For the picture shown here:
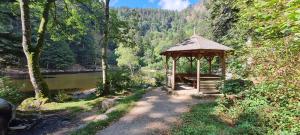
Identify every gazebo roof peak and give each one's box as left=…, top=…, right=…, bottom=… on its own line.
left=161, top=35, right=233, bottom=55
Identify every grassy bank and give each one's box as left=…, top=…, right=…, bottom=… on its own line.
left=71, top=89, right=146, bottom=135
left=172, top=102, right=235, bottom=135
left=41, top=96, right=104, bottom=114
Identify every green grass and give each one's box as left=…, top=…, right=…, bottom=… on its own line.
left=41, top=96, right=104, bottom=114
left=71, top=89, right=146, bottom=135
left=172, top=102, right=235, bottom=135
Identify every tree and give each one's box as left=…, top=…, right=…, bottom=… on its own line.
left=116, top=44, right=139, bottom=75
left=101, top=0, right=110, bottom=95
left=19, top=0, right=54, bottom=98
left=207, top=0, right=239, bottom=42
left=40, top=41, right=75, bottom=70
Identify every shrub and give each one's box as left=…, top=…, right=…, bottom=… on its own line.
left=217, top=79, right=253, bottom=94
left=97, top=68, right=133, bottom=96
left=54, top=90, right=72, bottom=102
left=131, top=70, right=156, bottom=87
left=96, top=81, right=104, bottom=96
left=215, top=81, right=300, bottom=134
left=0, top=77, right=24, bottom=104
left=153, top=71, right=164, bottom=86
left=108, top=68, right=133, bottom=92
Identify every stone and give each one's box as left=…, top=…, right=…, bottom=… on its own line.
left=101, top=98, right=116, bottom=111
left=77, top=124, right=87, bottom=130
left=105, top=107, right=117, bottom=114
left=61, top=121, right=71, bottom=125
left=94, top=114, right=108, bottom=121
left=18, top=97, right=48, bottom=111
left=72, top=88, right=96, bottom=99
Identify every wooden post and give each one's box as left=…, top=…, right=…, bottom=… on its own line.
left=221, top=53, right=226, bottom=78
left=196, top=56, right=201, bottom=92
left=190, top=57, right=193, bottom=73
left=165, top=56, right=169, bottom=87
left=172, top=57, right=177, bottom=90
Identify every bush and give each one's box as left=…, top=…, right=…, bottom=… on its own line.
left=97, top=68, right=133, bottom=96
left=153, top=71, right=164, bottom=86
left=96, top=82, right=104, bottom=96
left=131, top=70, right=156, bottom=87
left=217, top=79, right=253, bottom=94
left=54, top=90, right=72, bottom=102
left=215, top=81, right=300, bottom=134
left=0, top=77, right=24, bottom=104
left=109, top=68, right=133, bottom=92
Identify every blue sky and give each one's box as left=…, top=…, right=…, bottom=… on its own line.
left=110, top=0, right=200, bottom=11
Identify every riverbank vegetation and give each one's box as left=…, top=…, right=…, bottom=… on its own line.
left=173, top=0, right=299, bottom=134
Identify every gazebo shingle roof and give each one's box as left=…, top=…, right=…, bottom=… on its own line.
left=161, top=35, right=233, bottom=55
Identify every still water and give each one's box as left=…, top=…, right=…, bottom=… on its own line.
left=13, top=72, right=101, bottom=92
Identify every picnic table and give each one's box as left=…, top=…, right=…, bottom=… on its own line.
left=184, top=76, right=221, bottom=88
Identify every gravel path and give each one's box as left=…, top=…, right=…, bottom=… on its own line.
left=97, top=87, right=208, bottom=135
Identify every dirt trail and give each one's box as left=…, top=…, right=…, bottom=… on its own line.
left=97, top=87, right=211, bottom=135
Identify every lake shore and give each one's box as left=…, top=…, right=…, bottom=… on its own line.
left=0, top=68, right=101, bottom=79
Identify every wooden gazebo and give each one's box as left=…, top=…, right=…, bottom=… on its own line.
left=160, top=35, right=233, bottom=93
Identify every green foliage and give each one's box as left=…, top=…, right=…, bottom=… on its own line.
left=172, top=102, right=236, bottom=135
left=115, top=44, right=140, bottom=74
left=54, top=90, right=72, bottom=103
left=97, top=68, right=133, bottom=96
left=217, top=79, right=253, bottom=94
left=152, top=71, right=165, bottom=86
left=207, top=0, right=239, bottom=42
left=108, top=68, right=133, bottom=92
left=209, top=0, right=300, bottom=134
left=96, top=81, right=104, bottom=96
left=0, top=77, right=24, bottom=104
left=216, top=82, right=300, bottom=134
left=40, top=41, right=75, bottom=69
left=130, top=70, right=155, bottom=87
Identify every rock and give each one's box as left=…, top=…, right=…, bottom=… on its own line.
left=72, top=88, right=96, bottom=99
left=94, top=114, right=108, bottom=121
left=61, top=121, right=71, bottom=125
left=18, top=97, right=48, bottom=111
left=77, top=124, right=87, bottom=130
left=105, top=107, right=117, bottom=114
left=0, top=98, right=14, bottom=135
left=101, top=98, right=116, bottom=111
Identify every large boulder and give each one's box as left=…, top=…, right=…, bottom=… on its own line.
left=0, top=98, right=14, bottom=135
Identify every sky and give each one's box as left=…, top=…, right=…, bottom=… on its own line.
left=110, top=0, right=199, bottom=11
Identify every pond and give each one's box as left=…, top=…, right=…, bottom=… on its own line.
left=12, top=72, right=101, bottom=92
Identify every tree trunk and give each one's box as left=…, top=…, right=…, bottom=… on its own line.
left=101, top=0, right=110, bottom=95
left=26, top=52, right=49, bottom=98
left=20, top=0, right=53, bottom=98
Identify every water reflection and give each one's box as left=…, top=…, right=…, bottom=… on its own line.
left=12, top=72, right=102, bottom=92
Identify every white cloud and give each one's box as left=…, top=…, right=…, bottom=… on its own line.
left=158, top=0, right=190, bottom=11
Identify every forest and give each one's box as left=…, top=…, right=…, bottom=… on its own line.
left=0, top=0, right=299, bottom=135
